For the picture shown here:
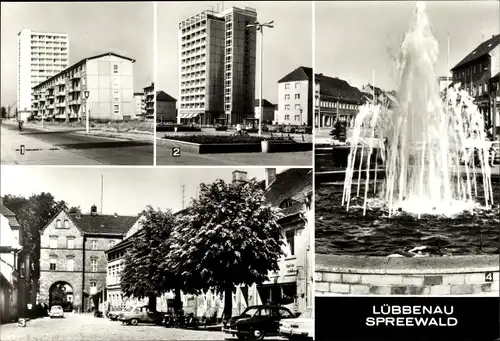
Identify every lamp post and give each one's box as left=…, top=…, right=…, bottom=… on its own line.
left=247, top=20, right=274, bottom=136
left=84, top=91, right=90, bottom=134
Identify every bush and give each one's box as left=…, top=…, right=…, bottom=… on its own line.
left=156, top=125, right=201, bottom=132
left=163, top=135, right=296, bottom=144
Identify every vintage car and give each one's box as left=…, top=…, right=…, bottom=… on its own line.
left=279, top=306, right=314, bottom=340
left=118, top=305, right=164, bottom=326
left=49, top=305, right=64, bottom=318
left=222, top=304, right=296, bottom=340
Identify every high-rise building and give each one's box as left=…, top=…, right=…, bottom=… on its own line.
left=17, top=29, right=70, bottom=121
left=177, top=7, right=257, bottom=126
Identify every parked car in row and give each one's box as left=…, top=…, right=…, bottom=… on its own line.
left=279, top=306, right=314, bottom=340
left=118, top=305, right=164, bottom=326
left=223, top=304, right=297, bottom=340
left=49, top=305, right=64, bottom=319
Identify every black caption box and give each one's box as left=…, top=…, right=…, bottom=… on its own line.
left=315, top=296, right=500, bottom=341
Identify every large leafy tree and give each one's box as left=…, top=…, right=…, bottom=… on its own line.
left=169, top=178, right=284, bottom=319
left=3, top=193, right=67, bottom=302
left=121, top=206, right=184, bottom=311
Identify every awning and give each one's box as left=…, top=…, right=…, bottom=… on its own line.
left=179, top=114, right=189, bottom=119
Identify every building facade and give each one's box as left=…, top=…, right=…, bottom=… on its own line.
left=177, top=7, right=257, bottom=126
left=315, top=74, right=363, bottom=128
left=156, top=91, right=177, bottom=123
left=0, top=200, right=24, bottom=323
left=133, top=92, right=146, bottom=119
left=277, top=66, right=313, bottom=126
left=38, top=206, right=140, bottom=312
left=451, top=34, right=500, bottom=137
left=32, top=53, right=135, bottom=122
left=143, top=82, right=155, bottom=119
left=17, top=29, right=70, bottom=121
left=254, top=99, right=275, bottom=124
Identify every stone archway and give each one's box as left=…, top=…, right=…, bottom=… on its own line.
left=49, top=281, right=74, bottom=312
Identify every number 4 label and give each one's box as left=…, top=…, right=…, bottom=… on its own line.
left=485, top=272, right=493, bottom=282
left=172, top=147, right=181, bottom=157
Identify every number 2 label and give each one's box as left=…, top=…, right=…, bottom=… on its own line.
left=172, top=147, right=181, bottom=157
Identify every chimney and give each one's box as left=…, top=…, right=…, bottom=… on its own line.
left=265, top=168, right=277, bottom=188
left=75, top=211, right=81, bottom=219
left=90, top=205, right=98, bottom=216
left=232, top=170, right=248, bottom=185
left=114, top=213, right=118, bottom=218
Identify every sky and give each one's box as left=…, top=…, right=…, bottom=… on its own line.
left=315, top=1, right=500, bottom=91
left=1, top=2, right=153, bottom=107
left=0, top=166, right=295, bottom=216
left=156, top=1, right=313, bottom=105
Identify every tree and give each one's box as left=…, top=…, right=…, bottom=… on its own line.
left=1, top=106, right=6, bottom=118
left=169, top=178, right=284, bottom=320
left=120, top=206, right=184, bottom=312
left=3, top=193, right=67, bottom=302
left=68, top=206, right=81, bottom=214
left=50, top=283, right=67, bottom=304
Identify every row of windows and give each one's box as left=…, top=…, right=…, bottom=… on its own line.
left=283, top=115, right=303, bottom=122
left=49, top=257, right=98, bottom=272
left=108, top=263, right=124, bottom=277
left=180, top=103, right=206, bottom=109
left=108, top=251, right=126, bottom=261
left=285, top=83, right=301, bottom=90
left=320, top=101, right=358, bottom=110
left=284, top=94, right=301, bottom=100
left=48, top=237, right=116, bottom=249
left=284, top=104, right=302, bottom=111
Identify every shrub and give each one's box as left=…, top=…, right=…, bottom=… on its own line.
left=163, top=135, right=296, bottom=144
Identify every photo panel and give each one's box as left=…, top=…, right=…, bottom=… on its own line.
left=314, top=1, right=500, bottom=340
left=1, top=2, right=154, bottom=166
left=0, top=165, right=313, bottom=340
left=155, top=1, right=314, bottom=166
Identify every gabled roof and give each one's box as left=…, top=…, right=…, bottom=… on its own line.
left=33, top=52, right=136, bottom=90
left=316, top=74, right=363, bottom=103
left=0, top=203, right=20, bottom=229
left=254, top=99, right=274, bottom=107
left=278, top=66, right=313, bottom=83
left=156, top=91, right=176, bottom=102
left=452, top=34, right=500, bottom=71
left=264, top=168, right=312, bottom=207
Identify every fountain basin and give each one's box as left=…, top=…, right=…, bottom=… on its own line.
left=315, top=254, right=499, bottom=296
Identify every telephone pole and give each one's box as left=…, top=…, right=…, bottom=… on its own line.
left=181, top=185, right=186, bottom=210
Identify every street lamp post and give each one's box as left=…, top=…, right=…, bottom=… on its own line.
left=247, top=20, right=274, bottom=136
left=84, top=91, right=90, bottom=134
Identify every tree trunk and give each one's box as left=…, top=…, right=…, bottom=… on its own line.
left=223, top=286, right=233, bottom=320
left=148, top=294, right=157, bottom=312
left=174, top=287, right=182, bottom=312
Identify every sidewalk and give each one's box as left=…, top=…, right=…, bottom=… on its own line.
left=1, top=125, right=102, bottom=165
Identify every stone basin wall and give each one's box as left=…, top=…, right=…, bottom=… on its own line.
left=315, top=254, right=499, bottom=296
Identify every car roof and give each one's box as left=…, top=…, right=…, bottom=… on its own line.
left=51, top=305, right=62, bottom=308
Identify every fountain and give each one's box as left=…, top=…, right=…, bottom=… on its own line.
left=342, top=1, right=494, bottom=219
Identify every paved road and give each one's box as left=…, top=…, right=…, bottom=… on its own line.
left=0, top=313, right=288, bottom=341
left=1, top=123, right=153, bottom=165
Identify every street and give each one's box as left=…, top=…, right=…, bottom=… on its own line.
left=1, top=122, right=154, bottom=165
left=0, top=313, right=289, bottom=341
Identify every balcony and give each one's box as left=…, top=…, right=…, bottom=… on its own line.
left=57, top=92, right=66, bottom=97
left=56, top=103, right=66, bottom=108
left=71, top=72, right=81, bottom=79
left=46, top=94, right=55, bottom=99
left=46, top=105, right=54, bottom=110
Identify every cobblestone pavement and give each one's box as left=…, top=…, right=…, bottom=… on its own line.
left=0, top=313, right=289, bottom=341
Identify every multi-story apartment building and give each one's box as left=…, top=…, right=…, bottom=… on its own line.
left=32, top=52, right=135, bottom=122
left=254, top=99, right=275, bottom=124
left=451, top=34, right=500, bottom=134
left=277, top=66, right=313, bottom=126
left=133, top=92, right=146, bottom=119
left=156, top=91, right=177, bottom=123
left=177, top=7, right=257, bottom=126
left=38, top=205, right=141, bottom=312
left=17, top=29, right=70, bottom=121
left=143, top=82, right=155, bottom=119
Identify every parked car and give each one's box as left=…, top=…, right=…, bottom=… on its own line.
left=108, top=306, right=132, bottom=321
left=118, top=305, right=164, bottom=326
left=49, top=305, right=64, bottom=318
left=279, top=306, right=314, bottom=340
left=490, top=141, right=500, bottom=165
left=223, top=304, right=296, bottom=340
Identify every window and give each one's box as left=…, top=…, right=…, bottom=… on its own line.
left=295, top=104, right=301, bottom=110
left=113, top=77, right=119, bottom=87
left=294, top=94, right=300, bottom=99
left=109, top=240, right=115, bottom=249
left=63, top=220, right=69, bottom=229
left=90, top=281, right=97, bottom=295
left=284, top=94, right=290, bottom=100
left=284, top=115, right=290, bottom=120
left=280, top=308, right=294, bottom=318
left=91, top=240, right=98, bottom=250
left=113, top=91, right=120, bottom=102
left=259, top=308, right=272, bottom=316
left=90, top=258, right=98, bottom=272
left=50, top=258, right=57, bottom=271
left=285, top=83, right=290, bottom=90
left=50, top=237, right=58, bottom=249
left=295, top=82, right=301, bottom=89
left=56, top=219, right=62, bottom=228
left=66, top=258, right=74, bottom=271
left=286, top=229, right=295, bottom=256
left=67, top=238, right=74, bottom=249
left=113, top=64, right=119, bottom=74
left=284, top=104, right=290, bottom=110
left=294, top=115, right=300, bottom=121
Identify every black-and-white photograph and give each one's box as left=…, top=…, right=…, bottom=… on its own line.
left=0, top=166, right=313, bottom=341
left=155, top=1, right=313, bottom=166
left=314, top=0, right=499, bottom=298
left=0, top=2, right=154, bottom=165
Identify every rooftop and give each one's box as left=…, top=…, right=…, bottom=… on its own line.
left=316, top=74, right=364, bottom=103
left=263, top=168, right=312, bottom=207
left=452, top=34, right=500, bottom=71
left=156, top=90, right=176, bottom=102
left=255, top=99, right=274, bottom=107
left=278, top=66, right=313, bottom=83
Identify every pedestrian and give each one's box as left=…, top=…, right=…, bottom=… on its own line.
left=236, top=123, right=242, bottom=136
